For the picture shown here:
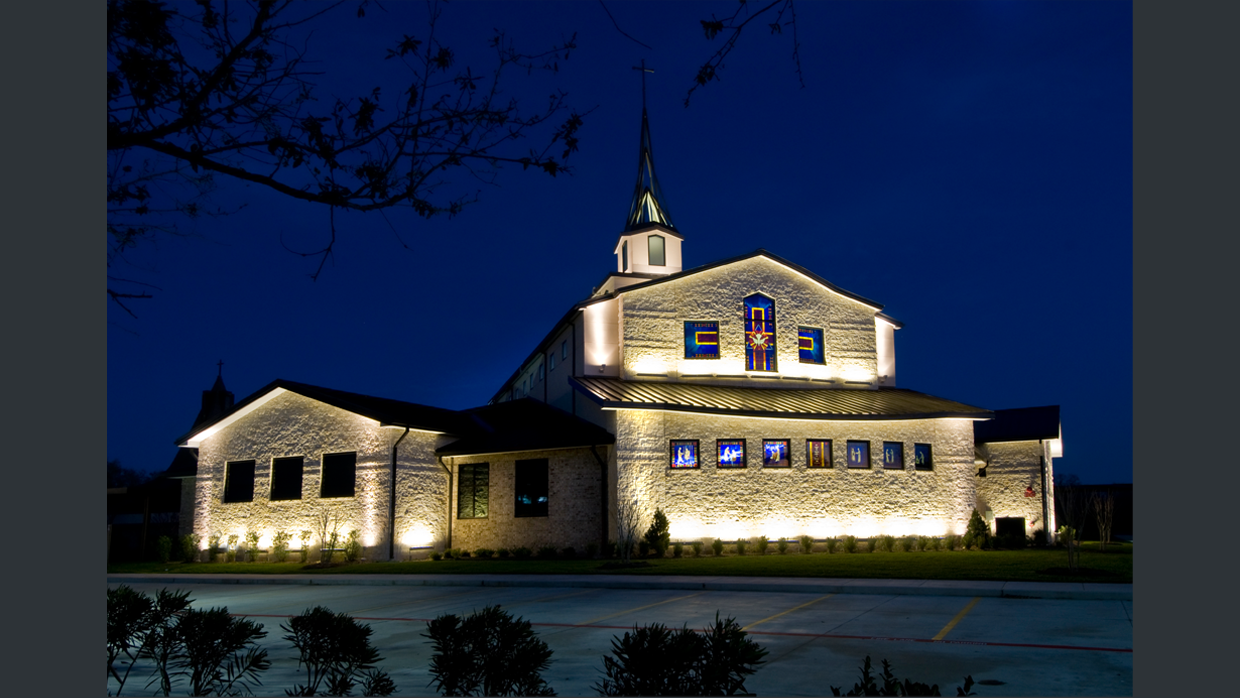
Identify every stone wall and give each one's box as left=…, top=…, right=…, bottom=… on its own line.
left=613, top=409, right=977, bottom=541
left=448, top=447, right=605, bottom=552
left=194, top=390, right=447, bottom=560
left=976, top=440, right=1055, bottom=535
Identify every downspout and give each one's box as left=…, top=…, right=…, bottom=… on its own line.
left=388, top=427, right=410, bottom=561
left=589, top=445, right=609, bottom=553
left=437, top=456, right=453, bottom=550
left=1039, top=440, right=1049, bottom=543
left=571, top=318, right=578, bottom=417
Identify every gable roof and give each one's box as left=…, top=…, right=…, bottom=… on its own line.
left=175, top=379, right=467, bottom=447
left=571, top=376, right=991, bottom=421
left=436, top=398, right=615, bottom=457
left=973, top=405, right=1061, bottom=443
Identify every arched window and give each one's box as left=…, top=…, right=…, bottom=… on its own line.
left=744, top=294, right=777, bottom=371
left=648, top=235, right=665, bottom=266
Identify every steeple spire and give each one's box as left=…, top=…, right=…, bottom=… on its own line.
left=624, top=60, right=676, bottom=232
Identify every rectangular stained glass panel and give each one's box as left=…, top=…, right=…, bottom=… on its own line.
left=807, top=439, right=832, bottom=468
left=846, top=440, right=870, bottom=468
left=798, top=327, right=825, bottom=364
left=684, top=321, right=720, bottom=359
left=744, top=294, right=777, bottom=372
left=883, top=442, right=904, bottom=470
left=670, top=440, right=699, bottom=469
left=914, top=443, right=933, bottom=471
left=717, top=439, right=746, bottom=468
left=763, top=439, right=791, bottom=467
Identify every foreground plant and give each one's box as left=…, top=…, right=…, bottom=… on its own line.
left=107, top=585, right=192, bottom=696
left=282, top=606, right=396, bottom=696
left=830, top=656, right=975, bottom=696
left=596, top=613, right=768, bottom=696
left=425, top=605, right=554, bottom=696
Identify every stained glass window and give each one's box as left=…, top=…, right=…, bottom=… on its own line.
left=846, top=440, right=870, bottom=469
left=515, top=459, right=549, bottom=517
left=763, top=439, right=791, bottom=467
left=882, top=442, right=904, bottom=470
left=807, top=439, right=832, bottom=468
left=717, top=439, right=746, bottom=468
left=744, top=294, right=777, bottom=372
left=458, top=463, right=489, bottom=518
left=914, top=443, right=933, bottom=471
left=684, top=321, right=720, bottom=359
left=670, top=440, right=699, bottom=469
left=798, top=327, right=824, bottom=364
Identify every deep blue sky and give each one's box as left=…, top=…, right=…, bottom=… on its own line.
left=107, top=1, right=1132, bottom=484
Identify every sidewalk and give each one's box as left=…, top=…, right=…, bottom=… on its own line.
left=107, top=572, right=1132, bottom=601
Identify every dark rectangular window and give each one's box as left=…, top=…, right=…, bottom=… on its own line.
left=515, top=458, right=549, bottom=517
left=458, top=463, right=489, bottom=519
left=549, top=352, right=556, bottom=371
left=914, top=443, right=933, bottom=471
left=222, top=460, right=255, bottom=503
left=319, top=452, right=356, bottom=498
left=846, top=441, right=870, bottom=469
left=807, top=439, right=832, bottom=468
left=717, top=439, right=746, bottom=468
left=561, top=340, right=568, bottom=360
left=762, top=439, right=792, bottom=467
left=882, top=442, right=904, bottom=470
left=270, top=456, right=303, bottom=501
left=670, top=440, right=699, bottom=469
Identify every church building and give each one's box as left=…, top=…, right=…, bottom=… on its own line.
left=174, top=102, right=1062, bottom=560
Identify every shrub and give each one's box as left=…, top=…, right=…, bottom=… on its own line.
left=155, top=536, right=173, bottom=564
left=344, top=530, right=363, bottom=563
left=586, top=542, right=599, bottom=558
left=711, top=539, right=724, bottom=556
left=735, top=539, right=747, bottom=556
left=425, top=605, right=554, bottom=696
left=176, top=607, right=271, bottom=696
left=458, top=550, right=472, bottom=559
left=513, top=546, right=533, bottom=559
left=272, top=531, right=292, bottom=563
left=561, top=547, right=576, bottom=559
left=875, top=535, right=893, bottom=553
left=673, top=542, right=683, bottom=558
left=863, top=538, right=876, bottom=553
left=637, top=540, right=650, bottom=558
left=538, top=545, right=559, bottom=559
left=920, top=536, right=937, bottom=552
left=595, top=613, right=768, bottom=696
left=208, top=534, right=222, bottom=562
left=830, top=656, right=975, bottom=697
left=967, top=509, right=991, bottom=550
left=107, top=585, right=193, bottom=696
left=226, top=534, right=239, bottom=562
left=904, top=535, right=919, bottom=553
left=282, top=606, right=396, bottom=697
left=692, top=540, right=703, bottom=557
left=754, top=536, right=769, bottom=555
left=799, top=534, right=814, bottom=554
left=299, top=530, right=313, bottom=563
left=644, top=508, right=672, bottom=558
left=431, top=552, right=442, bottom=561
left=842, top=535, right=858, bottom=554
left=777, top=537, right=789, bottom=554
left=475, top=548, right=495, bottom=559
left=961, top=532, right=975, bottom=550
left=1032, top=528, right=1048, bottom=546
left=497, top=548, right=510, bottom=559
left=180, top=533, right=201, bottom=563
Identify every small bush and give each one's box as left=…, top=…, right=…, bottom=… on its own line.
left=673, top=542, right=683, bottom=558
left=799, top=534, right=814, bottom=554
left=475, top=548, right=495, bottom=559
left=458, top=550, right=471, bottom=559
left=841, top=535, right=858, bottom=554
left=863, top=538, right=876, bottom=553
left=246, top=530, right=261, bottom=562
left=644, top=509, right=672, bottom=558
left=282, top=606, right=395, bottom=697
left=155, top=536, right=173, bottom=564
left=513, top=546, right=533, bottom=559
left=425, top=605, right=554, bottom=696
left=431, top=552, right=442, bottom=561
left=875, top=535, right=893, bottom=553
left=1032, top=528, right=1048, bottom=546
left=830, top=655, right=975, bottom=697
left=777, top=538, right=789, bottom=554
left=711, top=539, right=724, bottom=556
left=734, top=539, right=747, bottom=556
left=903, top=535, right=919, bottom=553
left=962, top=532, right=975, bottom=550
left=967, top=509, right=991, bottom=549
left=497, top=548, right=510, bottom=559
left=561, top=547, right=576, bottom=559
left=586, top=542, right=599, bottom=558
left=344, top=530, right=363, bottom=563
left=692, top=540, right=703, bottom=557
left=299, top=531, right=312, bottom=563
left=755, top=536, right=769, bottom=555
left=920, top=536, right=937, bottom=552
left=272, top=531, right=292, bottom=562
left=179, top=534, right=200, bottom=563
left=638, top=540, right=650, bottom=558
left=208, top=534, right=222, bottom=562
left=226, top=534, right=239, bottom=562
left=538, top=545, right=558, bottom=559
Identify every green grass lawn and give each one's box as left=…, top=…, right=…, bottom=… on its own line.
left=108, top=543, right=1131, bottom=583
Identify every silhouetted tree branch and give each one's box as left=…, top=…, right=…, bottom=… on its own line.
left=686, top=0, right=804, bottom=106
left=107, top=0, right=584, bottom=310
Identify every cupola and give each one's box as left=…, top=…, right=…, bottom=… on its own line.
left=614, top=69, right=682, bottom=276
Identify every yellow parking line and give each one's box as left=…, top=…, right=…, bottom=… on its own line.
left=579, top=592, right=704, bottom=626
left=742, top=594, right=835, bottom=632
left=932, top=596, right=981, bottom=641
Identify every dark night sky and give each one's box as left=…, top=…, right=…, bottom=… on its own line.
left=107, top=1, right=1132, bottom=484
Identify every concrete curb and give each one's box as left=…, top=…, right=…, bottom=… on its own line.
left=107, top=573, right=1132, bottom=601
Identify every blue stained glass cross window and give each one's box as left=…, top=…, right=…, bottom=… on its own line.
left=798, top=327, right=824, bottom=364
left=744, top=294, right=777, bottom=372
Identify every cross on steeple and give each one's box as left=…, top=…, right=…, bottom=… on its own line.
left=217, top=359, right=224, bottom=378
left=632, top=59, right=654, bottom=111
left=623, top=61, right=676, bottom=233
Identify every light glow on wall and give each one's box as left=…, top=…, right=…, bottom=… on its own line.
left=402, top=526, right=436, bottom=548
left=668, top=515, right=958, bottom=542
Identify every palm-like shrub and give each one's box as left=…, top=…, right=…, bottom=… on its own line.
left=424, top=605, right=554, bottom=696
left=282, top=606, right=395, bottom=696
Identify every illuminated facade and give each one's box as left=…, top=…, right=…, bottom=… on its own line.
left=174, top=101, right=1062, bottom=560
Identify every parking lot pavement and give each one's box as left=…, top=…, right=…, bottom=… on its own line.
left=108, top=581, right=1132, bottom=697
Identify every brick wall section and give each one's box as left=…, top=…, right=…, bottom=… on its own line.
left=976, top=440, right=1056, bottom=535
left=612, top=410, right=977, bottom=541
left=448, top=447, right=605, bottom=552
left=194, top=390, right=447, bottom=559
